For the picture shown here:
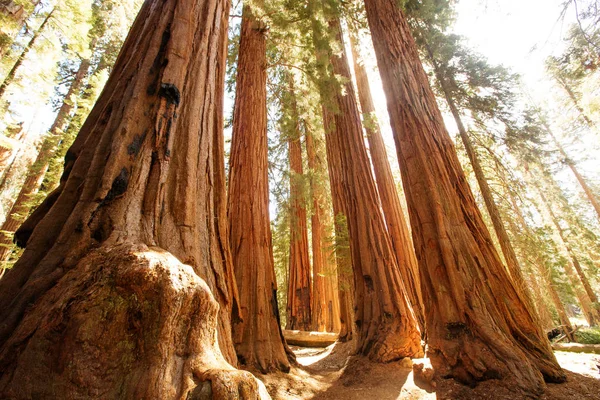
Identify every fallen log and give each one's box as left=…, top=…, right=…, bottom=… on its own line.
left=283, top=330, right=338, bottom=347
left=552, top=343, right=600, bottom=354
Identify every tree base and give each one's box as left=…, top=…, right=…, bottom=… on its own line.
left=0, top=243, right=269, bottom=399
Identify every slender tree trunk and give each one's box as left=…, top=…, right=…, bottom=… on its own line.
left=306, top=130, right=328, bottom=333
left=0, top=55, right=90, bottom=263
left=542, top=122, right=600, bottom=222
left=363, top=0, right=564, bottom=393
left=306, top=129, right=340, bottom=333
left=528, top=172, right=600, bottom=326
left=0, top=8, right=53, bottom=100
left=507, top=189, right=574, bottom=337
left=348, top=31, right=425, bottom=333
left=554, top=74, right=595, bottom=128
left=0, top=0, right=268, bottom=397
left=285, top=99, right=312, bottom=331
left=318, top=17, right=422, bottom=361
left=0, top=0, right=41, bottom=58
left=227, top=4, right=292, bottom=373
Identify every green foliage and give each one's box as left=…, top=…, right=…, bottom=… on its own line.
left=574, top=326, right=600, bottom=344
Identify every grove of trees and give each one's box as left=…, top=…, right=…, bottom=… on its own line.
left=0, top=0, right=598, bottom=398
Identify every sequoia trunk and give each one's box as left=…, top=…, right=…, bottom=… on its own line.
left=364, top=0, right=564, bottom=394
left=286, top=111, right=312, bottom=331
left=227, top=4, right=292, bottom=373
left=0, top=0, right=267, bottom=397
left=319, top=17, right=422, bottom=361
left=305, top=130, right=341, bottom=333
left=349, top=31, right=425, bottom=333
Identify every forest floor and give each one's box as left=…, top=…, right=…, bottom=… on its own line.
left=254, top=341, right=600, bottom=399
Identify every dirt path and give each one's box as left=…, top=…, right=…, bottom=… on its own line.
left=255, top=342, right=600, bottom=399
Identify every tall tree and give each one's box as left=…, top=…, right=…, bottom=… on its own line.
left=363, top=0, right=565, bottom=394
left=285, top=78, right=313, bottom=331
left=420, top=32, right=535, bottom=306
left=542, top=118, right=600, bottom=222
left=315, top=9, right=422, bottom=361
left=0, top=50, right=92, bottom=264
left=0, top=0, right=41, bottom=58
left=348, top=29, right=425, bottom=333
left=0, top=0, right=267, bottom=397
left=0, top=7, right=53, bottom=99
left=305, top=125, right=340, bottom=333
left=227, top=2, right=292, bottom=373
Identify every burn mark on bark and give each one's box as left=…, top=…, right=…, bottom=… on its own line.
left=127, top=131, right=147, bottom=156
left=445, top=322, right=470, bottom=340
left=105, top=168, right=129, bottom=203
left=363, top=275, right=374, bottom=292
left=147, top=25, right=171, bottom=96
left=158, top=83, right=180, bottom=106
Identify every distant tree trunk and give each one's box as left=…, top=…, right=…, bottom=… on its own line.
left=0, top=0, right=268, bottom=397
left=363, top=0, right=565, bottom=393
left=553, top=73, right=595, bottom=128
left=527, top=171, right=600, bottom=326
left=349, top=31, right=425, bottom=333
left=0, top=55, right=90, bottom=263
left=306, top=130, right=327, bottom=333
left=318, top=17, right=422, bottom=361
left=323, top=109, right=355, bottom=341
left=0, top=8, right=53, bottom=100
left=285, top=95, right=312, bottom=331
left=0, top=0, right=41, bottom=58
left=305, top=129, right=340, bottom=333
left=542, top=123, right=600, bottom=222
left=505, top=165, right=574, bottom=336
left=227, top=4, right=292, bottom=373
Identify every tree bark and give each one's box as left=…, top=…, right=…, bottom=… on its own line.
left=0, top=8, right=53, bottom=100
left=363, top=0, right=565, bottom=393
left=0, top=55, right=90, bottom=263
left=427, top=49, right=533, bottom=303
left=285, top=108, right=312, bottom=332
left=305, top=129, right=340, bottom=333
left=0, top=0, right=268, bottom=397
left=349, top=31, right=425, bottom=333
left=318, top=17, right=422, bottom=361
left=227, top=4, right=292, bottom=373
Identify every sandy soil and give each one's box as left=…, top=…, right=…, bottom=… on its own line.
left=254, top=343, right=600, bottom=399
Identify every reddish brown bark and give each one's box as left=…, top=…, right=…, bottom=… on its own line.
left=363, top=0, right=564, bottom=393
left=227, top=4, right=292, bottom=373
left=286, top=114, right=312, bottom=331
left=349, top=32, right=425, bottom=333
left=0, top=0, right=267, bottom=397
left=0, top=55, right=90, bottom=263
left=318, top=18, right=422, bottom=361
left=305, top=130, right=341, bottom=333
left=428, top=52, right=532, bottom=302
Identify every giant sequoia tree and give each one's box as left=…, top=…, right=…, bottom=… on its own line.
left=315, top=10, right=422, bottom=361
left=0, top=0, right=267, bottom=397
left=227, top=3, right=292, bottom=373
left=363, top=0, right=565, bottom=394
